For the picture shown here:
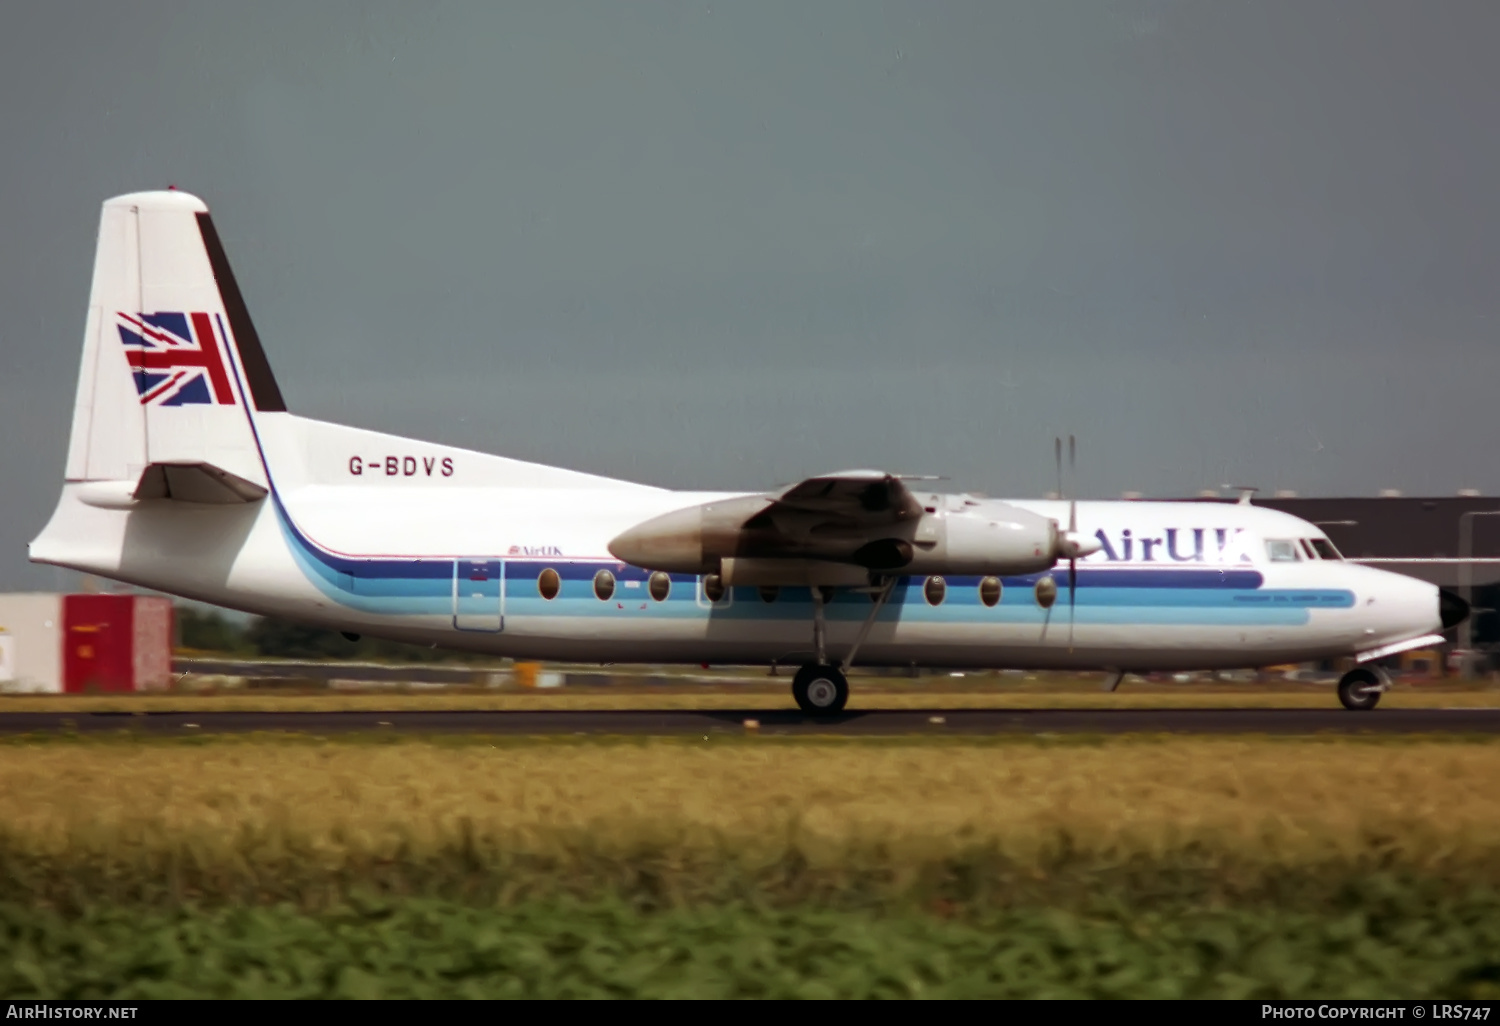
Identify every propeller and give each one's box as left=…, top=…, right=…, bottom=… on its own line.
left=1040, top=437, right=1062, bottom=642
left=1042, top=436, right=1099, bottom=644
left=1056, top=436, right=1079, bottom=651
left=1054, top=436, right=1063, bottom=503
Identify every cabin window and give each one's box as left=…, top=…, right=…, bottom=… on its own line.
left=538, top=567, right=561, bottom=600
left=979, top=576, right=1002, bottom=608
left=1034, top=575, right=1058, bottom=609
left=649, top=572, right=671, bottom=602
left=1310, top=538, right=1342, bottom=560
left=759, top=585, right=779, bottom=603
left=924, top=576, right=947, bottom=606
left=703, top=574, right=726, bottom=603
left=593, top=569, right=615, bottom=601
left=1265, top=540, right=1300, bottom=562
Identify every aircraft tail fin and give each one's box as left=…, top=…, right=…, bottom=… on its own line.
left=64, top=189, right=284, bottom=494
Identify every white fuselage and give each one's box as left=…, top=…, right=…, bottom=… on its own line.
left=31, top=412, right=1445, bottom=673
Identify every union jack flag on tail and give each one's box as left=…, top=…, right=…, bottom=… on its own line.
left=116, top=311, right=237, bottom=406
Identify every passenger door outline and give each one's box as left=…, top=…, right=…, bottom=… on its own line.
left=453, top=558, right=504, bottom=632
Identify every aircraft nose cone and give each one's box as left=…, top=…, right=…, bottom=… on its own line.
left=1440, top=589, right=1471, bottom=629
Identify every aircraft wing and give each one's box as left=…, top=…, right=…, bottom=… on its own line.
left=717, top=471, right=930, bottom=573
left=609, top=468, right=1059, bottom=579
left=756, top=470, right=927, bottom=528
left=607, top=470, right=930, bottom=573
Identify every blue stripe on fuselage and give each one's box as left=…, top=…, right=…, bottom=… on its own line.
left=271, top=504, right=1352, bottom=626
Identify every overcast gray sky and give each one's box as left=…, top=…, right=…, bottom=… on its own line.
left=4, top=2, right=1499, bottom=591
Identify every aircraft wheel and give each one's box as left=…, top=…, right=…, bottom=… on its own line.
left=792, top=663, right=849, bottom=716
left=1337, top=668, right=1381, bottom=711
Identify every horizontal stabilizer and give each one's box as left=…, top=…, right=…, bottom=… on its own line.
left=76, top=462, right=268, bottom=509
left=135, top=462, right=268, bottom=504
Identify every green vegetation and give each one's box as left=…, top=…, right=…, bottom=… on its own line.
left=3, top=735, right=1498, bottom=998
left=176, top=605, right=493, bottom=663
left=6, top=895, right=1500, bottom=999
left=173, top=606, right=252, bottom=656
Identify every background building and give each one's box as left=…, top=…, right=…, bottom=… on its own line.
left=0, top=593, right=173, bottom=693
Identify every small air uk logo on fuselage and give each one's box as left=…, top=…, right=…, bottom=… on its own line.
left=117, top=311, right=236, bottom=406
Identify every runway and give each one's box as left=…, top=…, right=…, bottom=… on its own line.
left=3, top=707, right=1500, bottom=736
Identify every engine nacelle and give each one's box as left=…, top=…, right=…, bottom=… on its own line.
left=902, top=504, right=1058, bottom=577
left=606, top=495, right=769, bottom=575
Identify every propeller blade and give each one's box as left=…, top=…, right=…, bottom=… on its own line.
left=1067, top=557, right=1077, bottom=651
left=1054, top=437, right=1063, bottom=500
left=1068, top=435, right=1078, bottom=533
left=1067, top=436, right=1078, bottom=651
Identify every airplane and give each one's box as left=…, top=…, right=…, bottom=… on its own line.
left=29, top=190, right=1470, bottom=713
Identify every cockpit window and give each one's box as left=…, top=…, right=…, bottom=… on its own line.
left=1299, top=539, right=1318, bottom=560
left=1310, top=538, right=1342, bottom=560
left=1265, top=540, right=1300, bottom=562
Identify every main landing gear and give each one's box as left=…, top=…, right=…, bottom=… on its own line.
left=1337, top=667, right=1382, bottom=711
left=789, top=578, right=896, bottom=716
left=793, top=663, right=849, bottom=715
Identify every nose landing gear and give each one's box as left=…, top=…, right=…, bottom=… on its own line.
left=1337, top=667, right=1382, bottom=711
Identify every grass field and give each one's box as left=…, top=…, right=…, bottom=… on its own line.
left=4, top=734, right=1498, bottom=997
left=4, top=735, right=1499, bottom=862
